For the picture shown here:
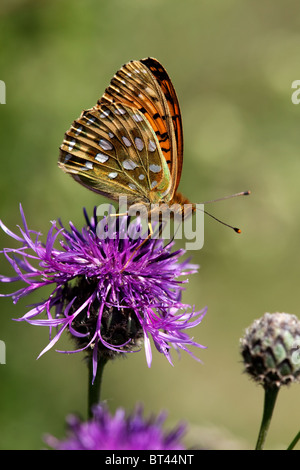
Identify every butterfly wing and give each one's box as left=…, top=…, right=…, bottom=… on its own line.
left=140, top=58, right=183, bottom=195
left=59, top=101, right=170, bottom=205
left=101, top=57, right=184, bottom=197
left=59, top=58, right=183, bottom=204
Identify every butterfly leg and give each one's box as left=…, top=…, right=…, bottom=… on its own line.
left=96, top=210, right=129, bottom=241
left=107, top=212, right=128, bottom=218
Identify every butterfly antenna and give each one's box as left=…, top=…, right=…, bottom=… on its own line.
left=196, top=190, right=251, bottom=233
left=201, top=190, right=251, bottom=205
left=196, top=207, right=242, bottom=233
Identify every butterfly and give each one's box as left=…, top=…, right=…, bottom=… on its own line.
left=58, top=57, right=195, bottom=220
left=59, top=58, right=249, bottom=232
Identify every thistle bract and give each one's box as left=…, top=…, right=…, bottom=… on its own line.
left=240, top=312, right=300, bottom=388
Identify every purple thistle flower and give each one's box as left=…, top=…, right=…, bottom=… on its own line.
left=0, top=205, right=206, bottom=381
left=45, top=404, right=187, bottom=450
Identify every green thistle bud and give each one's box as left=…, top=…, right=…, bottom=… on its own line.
left=240, top=312, right=300, bottom=388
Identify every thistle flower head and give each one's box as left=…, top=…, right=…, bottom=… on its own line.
left=45, top=404, right=186, bottom=450
left=240, top=312, right=300, bottom=388
left=0, top=205, right=206, bottom=381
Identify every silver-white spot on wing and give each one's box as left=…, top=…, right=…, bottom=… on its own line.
left=64, top=153, right=73, bottom=163
left=100, top=110, right=110, bottom=118
left=132, top=113, right=143, bottom=123
left=95, top=153, right=109, bottom=163
left=115, top=107, right=126, bottom=115
left=68, top=140, right=76, bottom=151
left=122, top=159, right=138, bottom=170
left=122, top=136, right=132, bottom=147
left=82, top=161, right=93, bottom=171
left=99, top=139, right=113, bottom=151
left=108, top=172, right=118, bottom=179
left=149, top=164, right=161, bottom=173
left=85, top=161, right=94, bottom=170
left=135, top=137, right=144, bottom=151
left=148, top=139, right=156, bottom=152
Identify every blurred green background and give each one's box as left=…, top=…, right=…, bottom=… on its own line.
left=0, top=0, right=300, bottom=450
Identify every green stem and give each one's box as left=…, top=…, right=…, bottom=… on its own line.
left=88, top=355, right=107, bottom=418
left=255, top=385, right=279, bottom=450
left=287, top=430, right=300, bottom=450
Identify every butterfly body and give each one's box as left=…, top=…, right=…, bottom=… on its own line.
left=59, top=58, right=194, bottom=220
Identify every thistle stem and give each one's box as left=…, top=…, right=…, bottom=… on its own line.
left=88, top=355, right=107, bottom=418
left=287, top=430, right=300, bottom=450
left=255, top=386, right=279, bottom=450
